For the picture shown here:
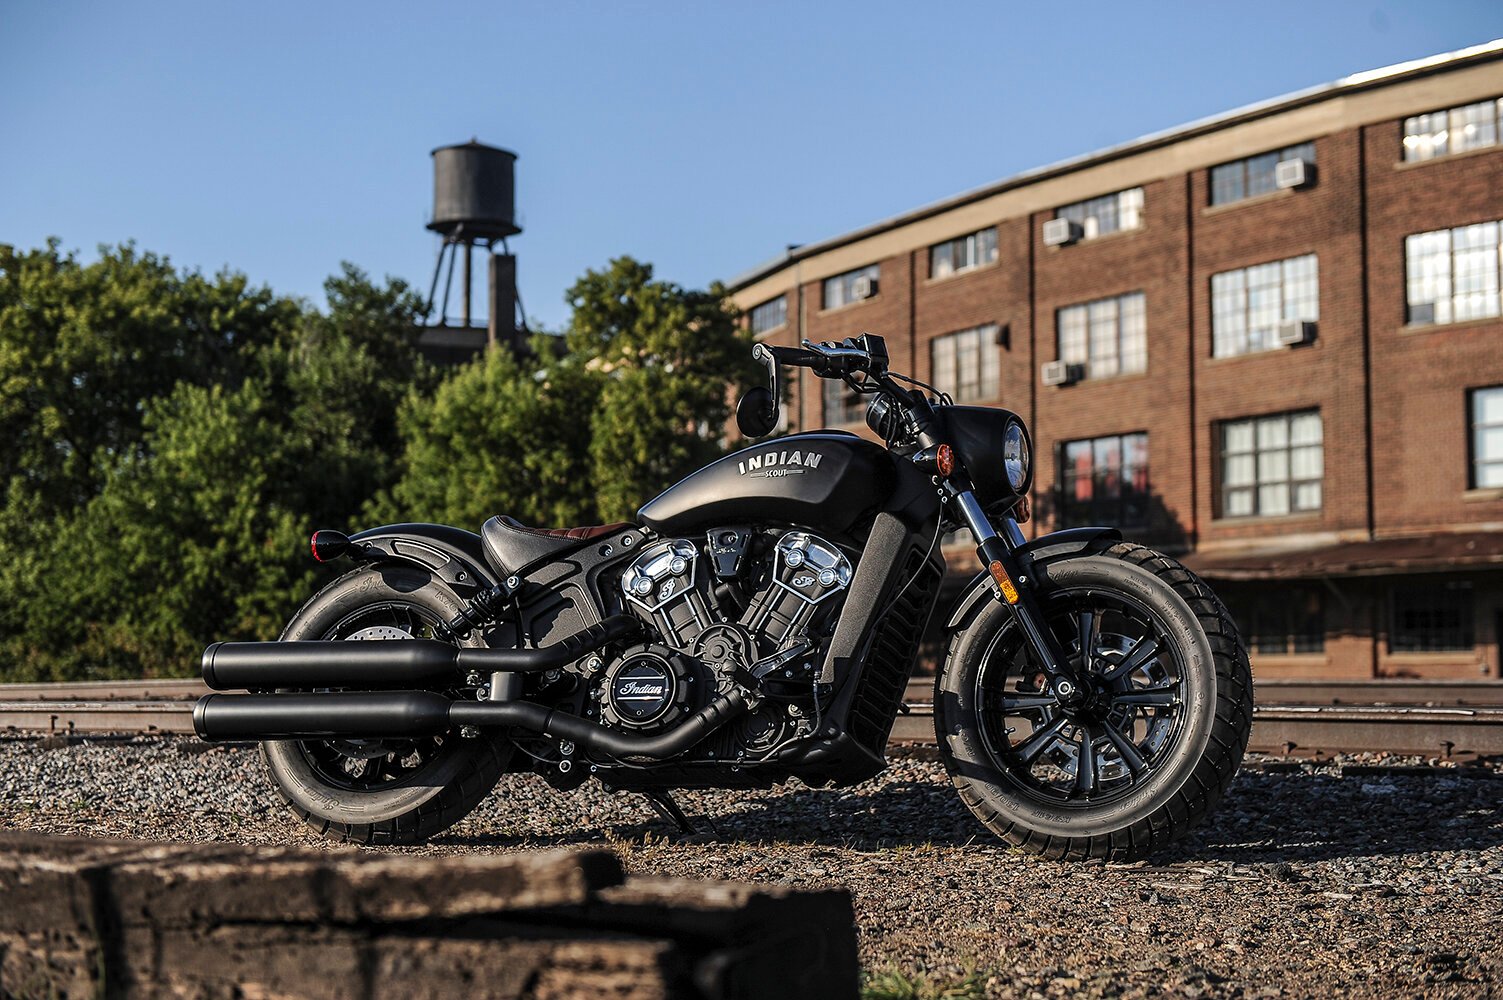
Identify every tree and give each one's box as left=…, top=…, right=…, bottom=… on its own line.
left=0, top=254, right=431, bottom=680
left=0, top=241, right=297, bottom=511
left=375, top=339, right=601, bottom=530
left=565, top=257, right=756, bottom=521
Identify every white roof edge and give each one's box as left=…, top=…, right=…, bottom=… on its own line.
left=728, top=37, right=1503, bottom=293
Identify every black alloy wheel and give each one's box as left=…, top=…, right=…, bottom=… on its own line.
left=973, top=588, right=1188, bottom=806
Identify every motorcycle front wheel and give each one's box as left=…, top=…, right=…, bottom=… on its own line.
left=935, top=542, right=1252, bottom=861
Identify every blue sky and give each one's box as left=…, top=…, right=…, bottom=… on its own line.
left=2, top=3, right=1499, bottom=330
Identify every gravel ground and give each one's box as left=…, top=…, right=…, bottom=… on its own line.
left=2, top=735, right=1500, bottom=998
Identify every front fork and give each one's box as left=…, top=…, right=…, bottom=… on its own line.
left=949, top=488, right=1093, bottom=711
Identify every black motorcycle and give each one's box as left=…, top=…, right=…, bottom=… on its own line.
left=193, top=333, right=1252, bottom=860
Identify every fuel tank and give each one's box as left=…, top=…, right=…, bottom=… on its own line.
left=637, top=432, right=935, bottom=539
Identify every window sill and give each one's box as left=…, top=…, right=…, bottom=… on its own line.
left=1205, top=342, right=1315, bottom=365
left=1393, top=144, right=1501, bottom=172
left=1042, top=225, right=1144, bottom=251
left=1463, top=488, right=1503, bottom=503
left=1246, top=652, right=1328, bottom=664
left=1201, top=187, right=1297, bottom=216
left=1384, top=650, right=1481, bottom=662
left=924, top=260, right=1000, bottom=286
left=1399, top=315, right=1501, bottom=336
left=751, top=323, right=787, bottom=342
left=1047, top=370, right=1150, bottom=388
left=1211, top=510, right=1323, bottom=527
left=818, top=297, right=877, bottom=316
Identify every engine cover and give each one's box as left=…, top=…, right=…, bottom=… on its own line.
left=599, top=645, right=695, bottom=732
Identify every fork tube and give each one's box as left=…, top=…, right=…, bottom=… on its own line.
left=952, top=488, right=1090, bottom=709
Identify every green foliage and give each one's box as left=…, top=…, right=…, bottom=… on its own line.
left=861, top=964, right=992, bottom=1000
left=566, top=257, right=757, bottom=520
left=375, top=339, right=601, bottom=529
left=0, top=250, right=431, bottom=680
left=0, top=245, right=747, bottom=682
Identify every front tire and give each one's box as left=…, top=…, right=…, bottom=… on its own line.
left=935, top=543, right=1252, bottom=861
left=260, top=564, right=512, bottom=845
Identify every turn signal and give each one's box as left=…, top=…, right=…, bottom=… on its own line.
left=936, top=443, right=955, bottom=477
left=310, top=530, right=352, bottom=563
left=988, top=560, right=1020, bottom=604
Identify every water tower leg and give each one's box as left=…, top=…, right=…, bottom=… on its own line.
left=462, top=243, right=472, bottom=328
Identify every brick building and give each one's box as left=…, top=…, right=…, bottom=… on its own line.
left=727, top=41, right=1503, bottom=682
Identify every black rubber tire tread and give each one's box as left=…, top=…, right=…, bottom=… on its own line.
left=935, top=541, right=1253, bottom=862
left=260, top=564, right=513, bottom=846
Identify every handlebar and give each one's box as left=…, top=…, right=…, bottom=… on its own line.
left=751, top=335, right=886, bottom=379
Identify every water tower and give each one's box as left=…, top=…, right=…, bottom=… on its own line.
left=422, top=140, right=523, bottom=357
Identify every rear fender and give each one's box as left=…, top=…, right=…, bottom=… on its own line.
left=944, top=526, right=1123, bottom=630
left=348, top=523, right=499, bottom=595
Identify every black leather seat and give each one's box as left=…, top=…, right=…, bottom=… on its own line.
left=481, top=515, right=632, bottom=576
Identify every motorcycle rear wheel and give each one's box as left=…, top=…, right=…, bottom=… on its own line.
left=935, top=542, right=1252, bottom=861
left=259, top=565, right=511, bottom=845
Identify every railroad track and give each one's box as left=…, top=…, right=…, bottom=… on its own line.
left=4, top=678, right=1502, bottom=757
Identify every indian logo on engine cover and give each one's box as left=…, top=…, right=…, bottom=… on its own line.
left=737, top=449, right=823, bottom=478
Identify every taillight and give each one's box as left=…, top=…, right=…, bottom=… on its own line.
left=310, top=530, right=352, bottom=563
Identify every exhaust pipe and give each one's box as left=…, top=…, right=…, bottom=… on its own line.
left=192, top=688, right=750, bottom=761
left=202, top=615, right=641, bottom=691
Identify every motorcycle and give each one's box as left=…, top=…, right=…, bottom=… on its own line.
left=193, top=333, right=1253, bottom=860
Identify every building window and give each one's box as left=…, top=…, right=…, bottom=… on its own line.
left=1057, top=432, right=1149, bottom=529
left=1403, top=98, right=1503, bottom=162
left=1390, top=581, right=1474, bottom=652
left=822, top=264, right=879, bottom=310
left=930, top=228, right=998, bottom=279
left=749, top=296, right=787, bottom=335
left=1219, top=410, right=1322, bottom=518
left=1210, top=141, right=1315, bottom=205
left=1470, top=386, right=1503, bottom=489
left=1405, top=221, right=1501, bottom=326
left=1055, top=188, right=1144, bottom=240
left=930, top=324, right=1000, bottom=402
left=1057, top=291, right=1147, bottom=379
left=822, top=376, right=864, bottom=426
left=1210, top=254, right=1319, bottom=357
left=1225, top=586, right=1325, bottom=655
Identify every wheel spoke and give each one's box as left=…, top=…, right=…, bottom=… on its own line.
left=1074, top=726, right=1098, bottom=796
left=995, top=693, right=1058, bottom=712
left=1113, top=682, right=1180, bottom=707
left=1076, top=610, right=1099, bottom=667
left=1102, top=723, right=1148, bottom=777
left=1013, top=715, right=1069, bottom=764
left=1100, top=635, right=1162, bottom=683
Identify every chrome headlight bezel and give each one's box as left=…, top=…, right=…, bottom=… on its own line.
left=1003, top=420, right=1030, bottom=492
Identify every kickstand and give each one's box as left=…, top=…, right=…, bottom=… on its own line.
left=641, top=789, right=709, bottom=835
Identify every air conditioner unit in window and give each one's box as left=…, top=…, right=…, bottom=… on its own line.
left=1042, top=218, right=1083, bottom=247
left=1040, top=360, right=1085, bottom=386
left=1274, top=320, right=1316, bottom=346
left=1274, top=158, right=1314, bottom=189
left=850, top=274, right=878, bottom=300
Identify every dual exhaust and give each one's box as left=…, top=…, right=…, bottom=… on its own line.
left=192, top=615, right=749, bottom=761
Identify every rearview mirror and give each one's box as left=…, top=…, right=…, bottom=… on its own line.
left=736, top=387, right=778, bottom=438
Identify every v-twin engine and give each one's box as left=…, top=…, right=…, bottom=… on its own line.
left=620, top=529, right=852, bottom=658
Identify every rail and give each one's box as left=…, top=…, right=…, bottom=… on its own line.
left=3, top=677, right=1502, bottom=757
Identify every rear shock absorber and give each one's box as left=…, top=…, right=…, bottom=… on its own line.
left=434, top=576, right=521, bottom=642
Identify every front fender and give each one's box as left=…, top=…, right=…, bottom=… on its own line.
left=944, top=526, right=1123, bottom=629
left=348, top=523, right=499, bottom=594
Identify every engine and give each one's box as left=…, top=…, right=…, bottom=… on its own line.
left=594, top=528, right=854, bottom=762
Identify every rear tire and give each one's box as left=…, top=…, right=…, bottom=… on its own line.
left=935, top=543, right=1252, bottom=861
left=260, top=564, right=512, bottom=845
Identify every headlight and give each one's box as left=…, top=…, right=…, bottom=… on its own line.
left=1003, top=421, right=1030, bottom=491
